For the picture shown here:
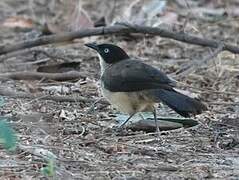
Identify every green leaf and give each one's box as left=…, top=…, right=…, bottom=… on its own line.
left=41, top=158, right=55, bottom=177
left=116, top=113, right=149, bottom=124
left=0, top=119, right=17, bottom=151
left=115, top=112, right=198, bottom=128
left=157, top=117, right=198, bottom=127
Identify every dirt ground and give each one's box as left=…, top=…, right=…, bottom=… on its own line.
left=0, top=0, right=239, bottom=179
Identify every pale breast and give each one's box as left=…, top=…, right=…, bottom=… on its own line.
left=101, top=87, right=135, bottom=114
left=101, top=85, right=155, bottom=115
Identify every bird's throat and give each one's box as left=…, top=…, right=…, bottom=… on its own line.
left=98, top=54, right=111, bottom=76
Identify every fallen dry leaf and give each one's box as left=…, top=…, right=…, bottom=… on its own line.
left=2, top=16, right=34, bottom=29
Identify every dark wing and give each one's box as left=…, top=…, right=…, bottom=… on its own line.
left=101, top=59, right=176, bottom=92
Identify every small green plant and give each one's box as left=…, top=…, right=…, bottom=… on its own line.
left=0, top=119, right=17, bottom=151
left=41, top=157, right=56, bottom=177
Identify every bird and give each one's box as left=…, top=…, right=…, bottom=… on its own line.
left=85, top=43, right=207, bottom=133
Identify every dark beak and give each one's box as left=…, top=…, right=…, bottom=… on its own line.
left=85, top=43, right=99, bottom=51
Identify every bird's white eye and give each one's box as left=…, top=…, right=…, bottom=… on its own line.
left=104, top=48, right=109, bottom=53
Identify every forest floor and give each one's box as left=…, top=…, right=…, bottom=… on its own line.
left=0, top=0, right=239, bottom=179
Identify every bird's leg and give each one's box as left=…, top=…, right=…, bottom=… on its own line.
left=153, top=107, right=161, bottom=138
left=119, top=113, right=136, bottom=128
left=111, top=113, right=136, bottom=135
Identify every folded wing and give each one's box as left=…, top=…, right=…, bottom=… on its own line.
left=102, top=59, right=176, bottom=92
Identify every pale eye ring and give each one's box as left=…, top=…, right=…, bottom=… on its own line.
left=104, top=48, right=109, bottom=53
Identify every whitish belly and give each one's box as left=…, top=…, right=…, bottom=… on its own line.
left=101, top=87, right=154, bottom=115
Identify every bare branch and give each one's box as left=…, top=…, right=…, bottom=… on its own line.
left=0, top=87, right=92, bottom=103
left=0, top=23, right=239, bottom=56
left=0, top=71, right=83, bottom=81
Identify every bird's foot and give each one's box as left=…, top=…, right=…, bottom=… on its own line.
left=111, top=125, right=128, bottom=136
left=154, top=128, right=165, bottom=144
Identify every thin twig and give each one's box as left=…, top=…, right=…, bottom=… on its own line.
left=0, top=23, right=239, bottom=56
left=175, top=43, right=224, bottom=76
left=33, top=49, right=72, bottom=62
left=0, top=87, right=92, bottom=103
left=207, top=101, right=239, bottom=106
left=177, top=82, right=239, bottom=96
left=86, top=97, right=105, bottom=114
left=0, top=71, right=83, bottom=81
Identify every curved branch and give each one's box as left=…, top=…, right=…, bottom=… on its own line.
left=0, top=23, right=238, bottom=55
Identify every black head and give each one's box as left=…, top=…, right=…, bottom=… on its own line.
left=85, top=43, right=129, bottom=64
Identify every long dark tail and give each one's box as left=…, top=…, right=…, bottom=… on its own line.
left=150, top=89, right=207, bottom=117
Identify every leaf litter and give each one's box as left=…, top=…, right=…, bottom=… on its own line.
left=0, top=0, right=239, bottom=179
